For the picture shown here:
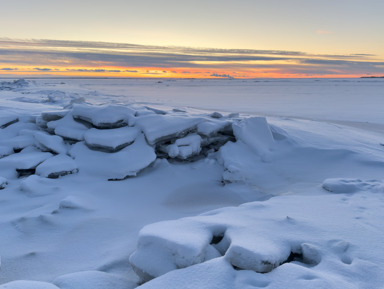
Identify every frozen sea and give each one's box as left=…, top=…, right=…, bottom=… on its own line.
left=0, top=77, right=383, bottom=289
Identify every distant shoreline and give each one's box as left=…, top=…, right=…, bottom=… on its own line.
left=360, top=76, right=384, bottom=78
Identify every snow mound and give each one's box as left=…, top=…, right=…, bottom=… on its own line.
left=322, top=178, right=384, bottom=194
left=0, top=280, right=59, bottom=289
left=72, top=104, right=135, bottom=128
left=135, top=114, right=202, bottom=145
left=19, top=175, right=60, bottom=196
left=53, top=270, right=136, bottom=289
left=70, top=133, right=156, bottom=180
left=84, top=127, right=139, bottom=152
left=36, top=154, right=78, bottom=178
left=0, top=176, right=8, bottom=189
left=34, top=132, right=67, bottom=154
left=130, top=192, right=384, bottom=288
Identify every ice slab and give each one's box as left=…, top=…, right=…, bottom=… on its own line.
left=232, top=117, right=274, bottom=155
left=72, top=104, right=135, bottom=128
left=70, top=133, right=156, bottom=180
left=47, top=113, right=89, bottom=141
left=136, top=114, right=202, bottom=145
left=84, top=126, right=139, bottom=152
left=34, top=131, right=67, bottom=154
left=36, top=154, right=78, bottom=178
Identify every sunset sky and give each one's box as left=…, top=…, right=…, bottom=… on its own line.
left=1, top=0, right=383, bottom=78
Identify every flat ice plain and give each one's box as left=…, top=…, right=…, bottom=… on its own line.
left=0, top=78, right=383, bottom=289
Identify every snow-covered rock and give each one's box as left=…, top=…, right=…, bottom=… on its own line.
left=0, top=176, right=7, bottom=189
left=72, top=104, right=135, bottom=128
left=53, top=270, right=136, bottom=289
left=0, top=280, right=59, bottom=289
left=36, top=154, right=78, bottom=178
left=232, top=117, right=274, bottom=155
left=84, top=126, right=139, bottom=152
left=166, top=134, right=202, bottom=160
left=70, top=133, right=156, bottom=180
left=136, top=114, right=202, bottom=145
left=34, top=131, right=67, bottom=154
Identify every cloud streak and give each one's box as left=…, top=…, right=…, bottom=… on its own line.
left=0, top=38, right=383, bottom=77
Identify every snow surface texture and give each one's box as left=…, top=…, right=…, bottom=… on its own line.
left=1, top=78, right=384, bottom=289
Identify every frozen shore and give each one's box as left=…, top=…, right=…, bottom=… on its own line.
left=0, top=78, right=383, bottom=289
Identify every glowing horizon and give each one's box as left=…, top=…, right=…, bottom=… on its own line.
left=1, top=38, right=383, bottom=79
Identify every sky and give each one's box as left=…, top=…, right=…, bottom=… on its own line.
left=0, top=0, right=383, bottom=78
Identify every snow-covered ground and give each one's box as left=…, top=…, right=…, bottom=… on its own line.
left=0, top=78, right=383, bottom=289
